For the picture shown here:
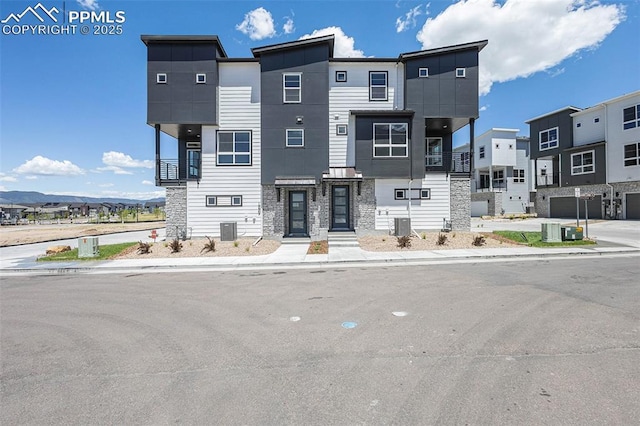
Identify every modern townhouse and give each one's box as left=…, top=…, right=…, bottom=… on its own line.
left=527, top=90, right=640, bottom=219
left=455, top=128, right=533, bottom=216
left=141, top=34, right=487, bottom=239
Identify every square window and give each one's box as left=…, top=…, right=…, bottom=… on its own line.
left=456, top=68, right=466, bottom=78
left=335, top=71, right=347, bottom=82
left=196, top=73, right=206, bottom=84
left=594, top=117, right=600, bottom=123
left=624, top=142, right=640, bottom=167
left=286, top=129, right=304, bottom=147
left=336, top=124, right=347, bottom=136
left=421, top=189, right=431, bottom=199
left=419, top=68, right=429, bottom=78
left=217, top=131, right=252, bottom=165
left=156, top=73, right=167, bottom=84
left=577, top=122, right=582, bottom=128
left=571, top=150, right=595, bottom=175
left=231, top=196, right=242, bottom=206
left=395, top=189, right=406, bottom=200
left=206, top=196, right=217, bottom=207
left=374, top=123, right=408, bottom=157
left=539, top=127, right=559, bottom=150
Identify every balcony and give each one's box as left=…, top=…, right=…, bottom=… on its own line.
left=157, top=157, right=201, bottom=186
left=536, top=174, right=559, bottom=188
left=476, top=180, right=508, bottom=192
left=426, top=152, right=471, bottom=174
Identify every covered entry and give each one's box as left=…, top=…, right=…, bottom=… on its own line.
left=274, top=177, right=316, bottom=238
left=322, top=168, right=363, bottom=232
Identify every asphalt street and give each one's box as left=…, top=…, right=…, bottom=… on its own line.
left=2, top=256, right=639, bottom=424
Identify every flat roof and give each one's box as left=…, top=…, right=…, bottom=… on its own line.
left=525, top=106, right=581, bottom=123
left=140, top=35, right=228, bottom=58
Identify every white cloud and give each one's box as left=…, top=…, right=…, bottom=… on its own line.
left=300, top=27, right=365, bottom=58
left=0, top=185, right=6, bottom=191
left=102, top=151, right=153, bottom=169
left=479, top=105, right=489, bottom=112
left=142, top=180, right=154, bottom=186
left=76, top=0, right=99, bottom=11
left=0, top=173, right=17, bottom=182
left=416, top=0, right=625, bottom=95
left=283, top=17, right=294, bottom=34
left=25, top=175, right=38, bottom=180
left=236, top=7, right=276, bottom=40
left=95, top=166, right=133, bottom=175
left=98, top=183, right=114, bottom=188
left=14, top=156, right=85, bottom=176
left=396, top=5, right=423, bottom=33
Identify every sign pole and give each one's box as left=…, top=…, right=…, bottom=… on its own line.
left=575, top=188, right=581, bottom=227
left=585, top=198, right=589, bottom=239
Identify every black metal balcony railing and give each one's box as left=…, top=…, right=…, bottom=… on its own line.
left=426, top=152, right=471, bottom=173
left=159, top=159, right=179, bottom=181
left=476, top=180, right=507, bottom=192
left=536, top=174, right=559, bottom=187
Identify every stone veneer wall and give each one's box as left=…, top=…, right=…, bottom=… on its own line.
left=450, top=177, right=471, bottom=231
left=536, top=181, right=640, bottom=218
left=165, top=186, right=187, bottom=239
left=470, top=191, right=502, bottom=216
left=355, top=179, right=376, bottom=232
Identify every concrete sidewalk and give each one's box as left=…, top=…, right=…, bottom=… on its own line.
left=3, top=238, right=639, bottom=275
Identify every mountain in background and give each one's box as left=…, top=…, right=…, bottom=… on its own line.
left=0, top=191, right=165, bottom=205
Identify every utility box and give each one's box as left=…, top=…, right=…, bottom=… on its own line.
left=562, top=226, right=584, bottom=241
left=78, top=236, right=99, bottom=258
left=220, top=222, right=237, bottom=241
left=541, top=223, right=562, bottom=243
left=394, top=218, right=411, bottom=237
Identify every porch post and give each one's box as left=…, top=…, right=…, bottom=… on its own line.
left=155, top=124, right=161, bottom=186
left=469, top=118, right=475, bottom=176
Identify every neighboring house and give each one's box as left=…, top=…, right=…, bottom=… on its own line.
left=527, top=90, right=640, bottom=219
left=141, top=34, right=487, bottom=239
left=455, top=129, right=533, bottom=216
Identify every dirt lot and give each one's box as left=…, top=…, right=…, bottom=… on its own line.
left=0, top=222, right=163, bottom=247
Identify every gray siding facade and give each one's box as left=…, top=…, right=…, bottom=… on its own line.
left=354, top=115, right=413, bottom=178
left=529, top=109, right=576, bottom=160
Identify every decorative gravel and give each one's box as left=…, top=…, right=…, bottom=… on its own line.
left=358, top=232, right=519, bottom=251
left=113, top=238, right=280, bottom=259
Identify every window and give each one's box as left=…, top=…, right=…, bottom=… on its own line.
left=206, top=195, right=242, bottom=207
left=373, top=123, right=408, bottom=157
left=571, top=150, right=595, bottom=175
left=480, top=174, right=490, bottom=189
left=336, top=124, right=348, bottom=136
left=394, top=188, right=430, bottom=200
left=156, top=73, right=167, bottom=83
left=594, top=117, right=600, bottom=123
left=217, top=131, right=251, bottom=165
left=479, top=146, right=485, bottom=159
left=576, top=122, right=582, bottom=128
left=493, top=170, right=505, bottom=187
left=419, top=68, right=429, bottom=78
left=624, top=142, right=640, bottom=167
left=195, top=73, right=206, bottom=84
left=283, top=73, right=301, bottom=103
left=187, top=149, right=201, bottom=179
left=335, top=71, right=347, bottom=82
left=426, top=137, right=443, bottom=166
left=623, top=105, right=640, bottom=130
left=513, top=169, right=525, bottom=183
left=369, top=72, right=388, bottom=101
left=539, top=127, right=559, bottom=150
left=456, top=68, right=466, bottom=78
left=286, top=129, right=304, bottom=147
left=495, top=143, right=500, bottom=149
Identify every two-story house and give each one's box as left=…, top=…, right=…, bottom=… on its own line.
left=141, top=35, right=487, bottom=239
left=527, top=91, right=640, bottom=219
left=455, top=129, right=533, bottom=216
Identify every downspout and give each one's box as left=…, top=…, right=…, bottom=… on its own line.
left=603, top=103, right=614, bottom=218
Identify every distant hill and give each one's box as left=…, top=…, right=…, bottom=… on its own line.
left=0, top=191, right=165, bottom=206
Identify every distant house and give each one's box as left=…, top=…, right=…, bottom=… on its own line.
left=527, top=90, right=640, bottom=219
left=456, top=128, right=534, bottom=216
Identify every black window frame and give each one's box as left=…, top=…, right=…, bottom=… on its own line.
left=335, top=71, right=347, bottom=82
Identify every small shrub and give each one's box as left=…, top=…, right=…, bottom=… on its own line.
left=201, top=236, right=216, bottom=253
left=233, top=240, right=239, bottom=248
left=245, top=247, right=250, bottom=252
left=421, top=232, right=427, bottom=239
left=163, top=242, right=168, bottom=248
left=397, top=235, right=412, bottom=248
left=472, top=235, right=486, bottom=246
left=382, top=237, right=387, bottom=242
left=137, top=241, right=152, bottom=255
left=452, top=232, right=456, bottom=238
left=436, top=233, right=448, bottom=246
left=169, top=238, right=183, bottom=253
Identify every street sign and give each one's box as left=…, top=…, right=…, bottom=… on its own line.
left=574, top=187, right=581, bottom=198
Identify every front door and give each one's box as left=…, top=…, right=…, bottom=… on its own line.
left=331, top=185, right=350, bottom=230
left=288, top=191, right=308, bottom=236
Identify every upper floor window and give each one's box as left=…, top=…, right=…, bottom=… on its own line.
left=196, top=73, right=206, bottom=84
left=426, top=137, right=443, bottom=166
left=373, top=123, right=407, bottom=157
left=624, top=142, right=640, bottom=167
left=571, top=150, right=594, bottom=175
left=369, top=72, right=388, bottom=101
left=156, top=73, right=167, bottom=84
left=217, top=131, right=251, bottom=165
left=539, top=127, right=559, bottom=150
left=335, top=71, right=347, bottom=82
left=513, top=169, right=525, bottom=183
left=479, top=146, right=485, bottom=158
left=623, top=104, right=640, bottom=130
left=286, top=129, right=304, bottom=147
left=419, top=68, right=429, bottom=78
left=283, top=73, right=301, bottom=103
left=456, top=68, right=466, bottom=78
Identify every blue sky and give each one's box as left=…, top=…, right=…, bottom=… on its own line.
left=1, top=0, right=638, bottom=200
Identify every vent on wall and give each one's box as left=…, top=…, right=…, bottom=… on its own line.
left=186, top=142, right=201, bottom=149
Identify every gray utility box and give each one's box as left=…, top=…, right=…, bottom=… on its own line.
left=78, top=236, right=99, bottom=258
left=541, top=223, right=562, bottom=243
left=220, top=222, right=237, bottom=241
left=394, top=218, right=411, bottom=237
